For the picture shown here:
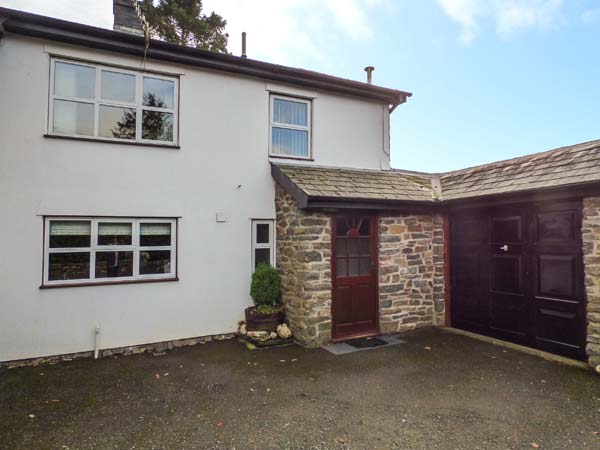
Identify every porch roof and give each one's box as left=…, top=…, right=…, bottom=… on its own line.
left=272, top=139, right=600, bottom=209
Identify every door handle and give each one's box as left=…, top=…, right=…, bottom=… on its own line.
left=499, top=245, right=508, bottom=252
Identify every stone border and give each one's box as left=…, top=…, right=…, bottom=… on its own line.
left=1, top=333, right=235, bottom=369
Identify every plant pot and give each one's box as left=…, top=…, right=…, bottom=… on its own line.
left=245, top=306, right=284, bottom=333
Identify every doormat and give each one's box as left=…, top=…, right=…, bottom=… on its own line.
left=346, top=337, right=387, bottom=349
left=322, top=334, right=405, bottom=355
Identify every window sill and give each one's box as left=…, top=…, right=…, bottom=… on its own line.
left=269, top=154, right=314, bottom=162
left=40, top=277, right=179, bottom=289
left=44, top=134, right=181, bottom=149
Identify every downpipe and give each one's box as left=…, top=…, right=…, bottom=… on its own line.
left=94, top=326, right=101, bottom=359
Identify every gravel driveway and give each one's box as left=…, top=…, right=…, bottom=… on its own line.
left=1, top=328, right=599, bottom=450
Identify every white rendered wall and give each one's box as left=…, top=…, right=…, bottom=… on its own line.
left=0, top=35, right=391, bottom=361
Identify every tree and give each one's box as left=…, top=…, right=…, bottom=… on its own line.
left=143, top=0, right=228, bottom=53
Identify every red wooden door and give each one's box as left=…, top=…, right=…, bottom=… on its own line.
left=332, top=214, right=379, bottom=341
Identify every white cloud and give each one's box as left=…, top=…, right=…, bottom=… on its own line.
left=0, top=0, right=383, bottom=65
left=203, top=0, right=384, bottom=63
left=581, top=9, right=600, bottom=25
left=437, top=0, right=564, bottom=44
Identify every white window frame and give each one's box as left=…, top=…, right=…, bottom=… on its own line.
left=269, top=94, right=312, bottom=159
left=48, top=57, right=179, bottom=146
left=43, top=217, right=177, bottom=286
left=251, top=220, right=275, bottom=269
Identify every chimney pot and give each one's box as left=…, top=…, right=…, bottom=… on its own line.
left=241, top=32, right=247, bottom=58
left=113, top=0, right=144, bottom=36
left=364, top=66, right=375, bottom=84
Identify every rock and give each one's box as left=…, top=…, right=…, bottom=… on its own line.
left=239, top=324, right=247, bottom=335
left=596, top=364, right=600, bottom=375
left=277, top=323, right=292, bottom=339
left=247, top=331, right=269, bottom=342
left=269, top=332, right=278, bottom=340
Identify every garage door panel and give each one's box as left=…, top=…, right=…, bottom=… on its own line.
left=450, top=200, right=586, bottom=361
left=536, top=255, right=575, bottom=299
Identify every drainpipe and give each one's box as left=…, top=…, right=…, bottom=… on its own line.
left=94, top=326, right=101, bottom=359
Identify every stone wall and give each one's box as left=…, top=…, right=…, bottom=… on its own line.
left=379, top=214, right=445, bottom=333
left=583, top=197, right=600, bottom=371
left=275, top=185, right=332, bottom=346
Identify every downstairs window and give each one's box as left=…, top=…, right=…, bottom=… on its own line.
left=43, top=217, right=177, bottom=286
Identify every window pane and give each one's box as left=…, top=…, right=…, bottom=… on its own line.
left=140, top=223, right=171, bottom=246
left=359, top=257, right=371, bottom=275
left=143, top=77, right=174, bottom=109
left=254, top=248, right=271, bottom=268
left=48, top=252, right=90, bottom=281
left=359, top=238, right=371, bottom=256
left=349, top=258, right=360, bottom=276
left=95, top=251, right=133, bottom=278
left=349, top=239, right=360, bottom=257
left=54, top=61, right=95, bottom=99
left=140, top=250, right=171, bottom=275
left=336, top=238, right=347, bottom=257
left=49, top=221, right=91, bottom=248
left=336, top=258, right=347, bottom=277
left=273, top=98, right=307, bottom=126
left=101, top=70, right=135, bottom=103
left=256, top=224, right=270, bottom=244
left=142, top=110, right=173, bottom=141
left=53, top=100, right=94, bottom=136
left=99, top=105, right=136, bottom=140
left=98, top=223, right=132, bottom=246
left=271, top=127, right=308, bottom=157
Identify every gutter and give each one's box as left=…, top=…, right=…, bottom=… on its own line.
left=0, top=7, right=412, bottom=107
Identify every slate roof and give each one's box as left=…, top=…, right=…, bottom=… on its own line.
left=440, top=139, right=600, bottom=200
left=272, top=164, right=436, bottom=204
left=272, top=139, right=600, bottom=207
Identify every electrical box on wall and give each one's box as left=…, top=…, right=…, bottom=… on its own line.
left=216, top=213, right=228, bottom=223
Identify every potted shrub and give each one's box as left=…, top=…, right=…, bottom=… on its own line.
left=245, top=263, right=284, bottom=333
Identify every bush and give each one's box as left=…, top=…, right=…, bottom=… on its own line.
left=250, top=263, right=280, bottom=307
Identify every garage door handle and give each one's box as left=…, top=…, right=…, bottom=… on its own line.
left=499, top=245, right=508, bottom=251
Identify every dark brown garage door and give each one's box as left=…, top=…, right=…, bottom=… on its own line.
left=449, top=200, right=587, bottom=360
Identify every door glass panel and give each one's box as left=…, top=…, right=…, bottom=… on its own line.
left=358, top=218, right=370, bottom=236
left=336, top=238, right=347, bottom=257
left=359, top=238, right=370, bottom=256
left=349, top=239, right=360, bottom=256
left=336, top=218, right=350, bottom=236
left=359, top=257, right=371, bottom=275
left=336, top=258, right=347, bottom=277
left=349, top=258, right=359, bottom=276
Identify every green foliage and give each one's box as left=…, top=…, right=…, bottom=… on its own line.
left=143, top=0, right=228, bottom=53
left=254, top=304, right=280, bottom=315
left=250, top=263, right=280, bottom=307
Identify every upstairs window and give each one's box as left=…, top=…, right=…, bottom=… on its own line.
left=49, top=58, right=178, bottom=145
left=269, top=95, right=311, bottom=159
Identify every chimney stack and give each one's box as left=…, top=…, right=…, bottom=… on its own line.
left=364, top=66, right=375, bottom=84
left=241, top=32, right=247, bottom=58
left=113, top=0, right=144, bottom=36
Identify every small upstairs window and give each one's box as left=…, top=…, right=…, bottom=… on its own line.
left=49, top=58, right=178, bottom=145
left=269, top=95, right=311, bottom=159
left=251, top=220, right=274, bottom=269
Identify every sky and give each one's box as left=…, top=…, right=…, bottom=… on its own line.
left=2, top=0, right=600, bottom=172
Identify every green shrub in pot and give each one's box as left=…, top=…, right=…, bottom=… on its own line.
left=249, top=263, right=281, bottom=315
